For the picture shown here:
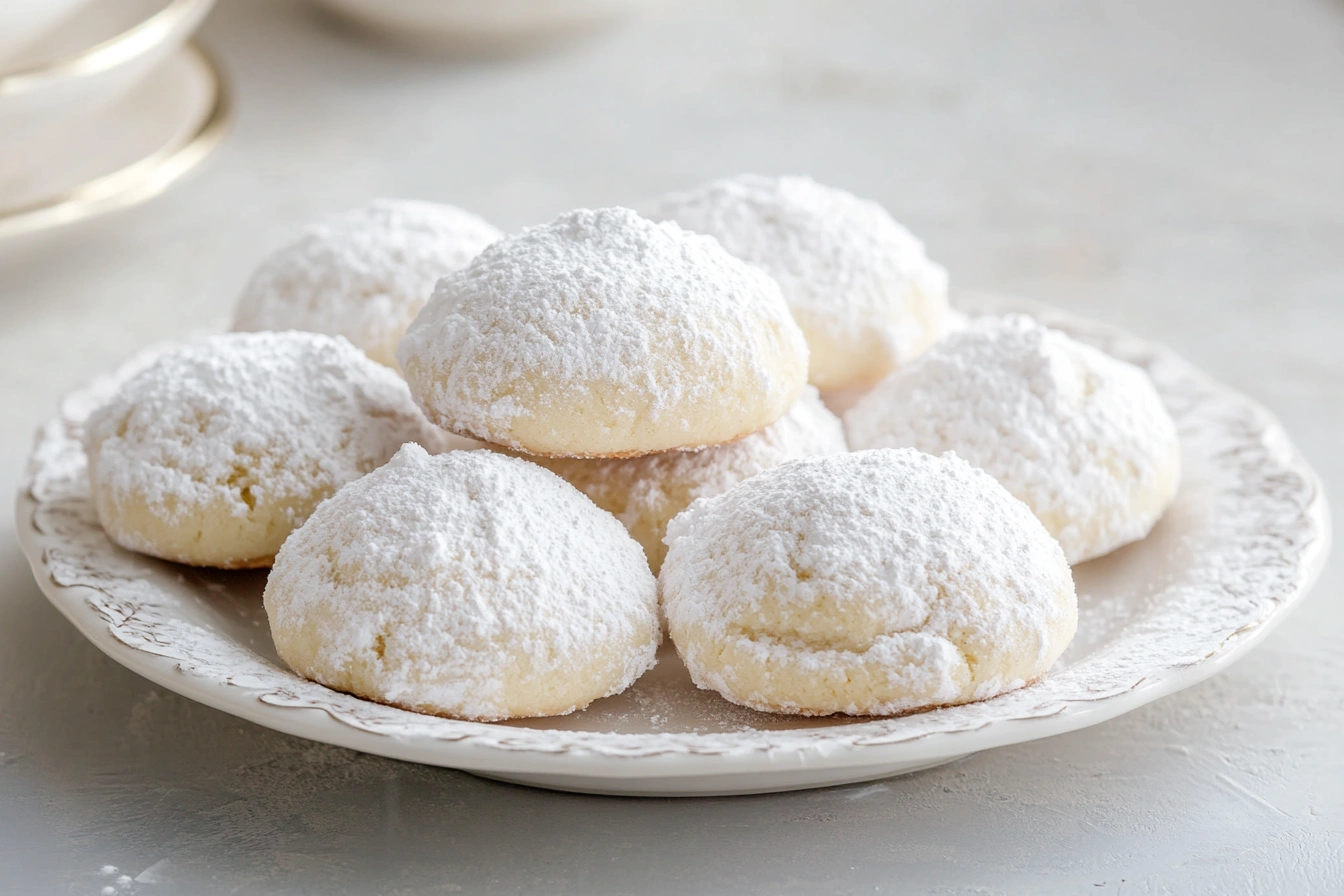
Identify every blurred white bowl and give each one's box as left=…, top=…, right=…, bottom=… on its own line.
left=0, top=0, right=215, bottom=138
left=0, top=43, right=228, bottom=240
left=313, top=0, right=651, bottom=49
left=0, top=0, right=99, bottom=65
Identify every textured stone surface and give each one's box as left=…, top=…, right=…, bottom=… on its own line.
left=1, top=0, right=1341, bottom=892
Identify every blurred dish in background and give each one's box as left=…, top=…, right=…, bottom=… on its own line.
left=0, top=0, right=99, bottom=64
left=0, top=42, right=228, bottom=240
left=312, top=0, right=652, bottom=51
left=0, top=0, right=221, bottom=238
left=0, top=0, right=215, bottom=136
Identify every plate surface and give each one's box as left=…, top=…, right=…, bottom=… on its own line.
left=15, top=298, right=1330, bottom=796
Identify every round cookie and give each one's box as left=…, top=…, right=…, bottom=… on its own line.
left=84, top=331, right=445, bottom=569
left=845, top=314, right=1181, bottom=564
left=397, top=206, right=809, bottom=458
left=818, top=307, right=970, bottom=415
left=647, top=174, right=948, bottom=392
left=264, top=444, right=661, bottom=721
left=533, top=386, right=847, bottom=572
left=661, top=449, right=1077, bottom=717
left=233, top=199, right=501, bottom=369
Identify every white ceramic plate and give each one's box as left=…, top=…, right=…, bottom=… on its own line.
left=16, top=298, right=1330, bottom=797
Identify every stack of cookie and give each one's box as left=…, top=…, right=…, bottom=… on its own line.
left=394, top=204, right=849, bottom=571
left=80, top=176, right=1180, bottom=725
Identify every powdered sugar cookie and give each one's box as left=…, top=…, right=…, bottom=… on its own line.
left=661, top=449, right=1077, bottom=716
left=819, top=307, right=969, bottom=415
left=846, top=314, right=1181, bottom=564
left=84, top=331, right=444, bottom=569
left=533, top=386, right=846, bottom=572
left=647, top=174, right=948, bottom=392
left=397, top=207, right=809, bottom=458
left=233, top=200, right=501, bottom=369
left=264, top=444, right=661, bottom=721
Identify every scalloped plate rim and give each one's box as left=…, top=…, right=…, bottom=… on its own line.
left=16, top=490, right=1329, bottom=778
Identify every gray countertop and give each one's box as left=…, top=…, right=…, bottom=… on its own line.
left=1, top=0, right=1341, bottom=892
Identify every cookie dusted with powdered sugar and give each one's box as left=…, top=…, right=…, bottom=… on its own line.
left=84, top=331, right=445, bottom=569
left=660, top=449, right=1077, bottom=716
left=265, top=444, right=661, bottom=721
left=532, top=386, right=847, bottom=573
left=233, top=200, right=501, bottom=369
left=647, top=174, right=948, bottom=392
left=846, top=314, right=1181, bottom=563
left=397, top=207, right=809, bottom=458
